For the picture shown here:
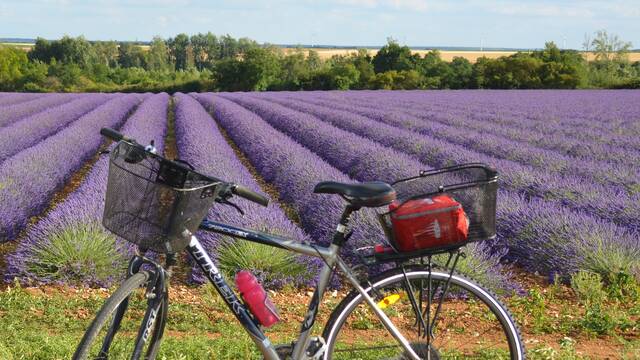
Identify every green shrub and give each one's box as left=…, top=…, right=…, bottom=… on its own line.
left=216, top=237, right=310, bottom=288
left=25, top=221, right=127, bottom=285
left=571, top=271, right=606, bottom=306
left=605, top=271, right=640, bottom=302
left=511, top=288, right=555, bottom=334
left=577, top=239, right=640, bottom=294
left=570, top=270, right=636, bottom=335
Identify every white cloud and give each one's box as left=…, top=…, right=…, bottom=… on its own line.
left=484, top=2, right=594, bottom=18
left=40, top=0, right=72, bottom=5
left=478, top=0, right=640, bottom=19
left=336, top=0, right=378, bottom=7
left=390, top=0, right=429, bottom=12
left=127, top=0, right=192, bottom=5
left=598, top=1, right=640, bottom=18
left=334, top=0, right=431, bottom=12
left=156, top=15, right=169, bottom=27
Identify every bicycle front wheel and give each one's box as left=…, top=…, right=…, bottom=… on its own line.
left=322, top=267, right=524, bottom=359
left=73, top=271, right=167, bottom=360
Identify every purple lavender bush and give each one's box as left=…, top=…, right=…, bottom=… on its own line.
left=296, top=93, right=640, bottom=189
left=258, top=94, right=640, bottom=234
left=0, top=92, right=46, bottom=106
left=0, top=93, right=78, bottom=128
left=287, top=90, right=640, bottom=152
left=0, top=94, right=113, bottom=162
left=5, top=93, right=169, bottom=286
left=197, top=93, right=515, bottom=293
left=0, top=94, right=141, bottom=242
left=174, top=93, right=319, bottom=287
left=1, top=89, right=636, bottom=290
left=220, top=92, right=639, bottom=285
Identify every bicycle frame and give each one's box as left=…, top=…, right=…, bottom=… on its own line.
left=190, top=219, right=422, bottom=360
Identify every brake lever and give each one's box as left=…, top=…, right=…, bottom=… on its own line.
left=216, top=198, right=245, bottom=215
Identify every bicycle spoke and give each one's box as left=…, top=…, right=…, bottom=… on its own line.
left=325, top=269, right=522, bottom=360
left=401, top=266, right=428, bottom=336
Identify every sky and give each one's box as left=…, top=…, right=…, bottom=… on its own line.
left=1, top=0, right=639, bottom=49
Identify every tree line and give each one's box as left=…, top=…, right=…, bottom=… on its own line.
left=0, top=30, right=638, bottom=93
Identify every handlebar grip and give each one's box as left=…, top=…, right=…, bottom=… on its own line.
left=232, top=185, right=269, bottom=207
left=100, top=127, right=125, bottom=142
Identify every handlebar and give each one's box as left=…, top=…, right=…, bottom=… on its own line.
left=232, top=184, right=269, bottom=207
left=100, top=127, right=127, bottom=142
left=100, top=127, right=269, bottom=208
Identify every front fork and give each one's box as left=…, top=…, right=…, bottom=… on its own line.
left=99, top=252, right=170, bottom=359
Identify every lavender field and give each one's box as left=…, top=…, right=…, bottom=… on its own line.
left=1, top=90, right=639, bottom=290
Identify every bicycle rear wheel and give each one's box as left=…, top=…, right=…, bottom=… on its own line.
left=73, top=271, right=167, bottom=360
left=322, top=267, right=524, bottom=359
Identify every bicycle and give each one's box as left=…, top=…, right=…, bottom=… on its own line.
left=73, top=127, right=525, bottom=360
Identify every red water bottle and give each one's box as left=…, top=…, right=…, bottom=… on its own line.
left=235, top=271, right=280, bottom=327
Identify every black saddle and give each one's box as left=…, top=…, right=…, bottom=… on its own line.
left=314, top=181, right=396, bottom=208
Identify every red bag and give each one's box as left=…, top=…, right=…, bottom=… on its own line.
left=389, top=195, right=469, bottom=252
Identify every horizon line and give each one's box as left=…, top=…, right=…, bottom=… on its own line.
left=2, top=37, right=639, bottom=53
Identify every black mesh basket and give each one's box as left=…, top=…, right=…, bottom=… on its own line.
left=379, top=163, right=498, bottom=254
left=103, top=141, right=220, bottom=253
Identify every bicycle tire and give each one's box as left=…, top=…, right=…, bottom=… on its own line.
left=72, top=271, right=167, bottom=360
left=322, top=267, right=525, bottom=359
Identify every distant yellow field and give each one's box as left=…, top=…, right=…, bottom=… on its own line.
left=284, top=48, right=640, bottom=63
left=1, top=42, right=33, bottom=50
left=3, top=42, right=639, bottom=63
left=287, top=48, right=517, bottom=62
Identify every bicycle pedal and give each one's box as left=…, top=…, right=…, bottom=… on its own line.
left=304, top=336, right=326, bottom=360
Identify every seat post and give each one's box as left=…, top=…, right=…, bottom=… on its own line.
left=332, top=204, right=360, bottom=246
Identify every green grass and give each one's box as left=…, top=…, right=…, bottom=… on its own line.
left=0, top=278, right=637, bottom=359
left=0, top=283, right=262, bottom=359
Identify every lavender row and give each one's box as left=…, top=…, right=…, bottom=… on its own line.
left=0, top=93, right=46, bottom=106
left=0, top=94, right=141, bottom=242
left=0, top=93, right=79, bottom=128
left=197, top=94, right=383, bottom=248
left=5, top=93, right=170, bottom=285
left=255, top=94, right=640, bottom=232
left=202, top=94, right=513, bottom=291
left=278, top=93, right=640, bottom=199
left=356, top=95, right=640, bottom=168
left=439, top=108, right=640, bottom=166
left=496, top=192, right=639, bottom=281
left=318, top=90, right=640, bottom=151
left=293, top=91, right=640, bottom=188
left=0, top=94, right=113, bottom=162
left=222, top=93, right=639, bottom=279
left=287, top=92, right=640, bottom=168
left=330, top=90, right=640, bottom=137
left=174, top=93, right=320, bottom=286
left=221, top=94, right=421, bottom=184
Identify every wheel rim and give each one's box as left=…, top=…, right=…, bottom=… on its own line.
left=325, top=271, right=523, bottom=360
